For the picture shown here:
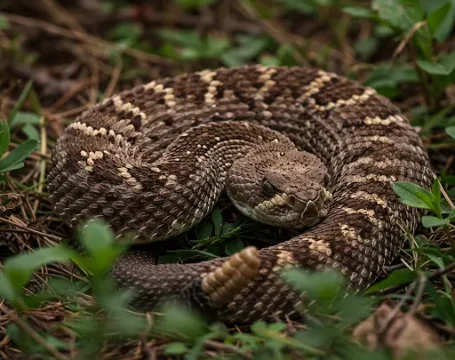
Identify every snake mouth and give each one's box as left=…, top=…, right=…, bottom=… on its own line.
left=284, top=189, right=331, bottom=227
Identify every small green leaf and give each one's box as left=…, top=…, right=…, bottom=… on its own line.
left=0, top=15, right=9, bottom=30
left=154, top=303, right=208, bottom=340
left=79, top=220, right=124, bottom=275
left=372, top=0, right=420, bottom=32
left=221, top=222, right=237, bottom=236
left=417, top=60, right=451, bottom=75
left=197, top=219, right=213, bottom=239
left=417, top=52, right=455, bottom=76
left=0, top=273, right=17, bottom=303
left=365, top=268, right=416, bottom=294
left=427, top=2, right=452, bottom=40
left=392, top=181, right=435, bottom=211
left=3, top=245, right=74, bottom=300
left=283, top=269, right=345, bottom=305
left=0, top=121, right=10, bottom=158
left=164, top=342, right=188, bottom=355
left=343, top=7, right=375, bottom=18
left=221, top=35, right=270, bottom=67
left=211, top=207, right=223, bottom=236
left=9, top=111, right=40, bottom=128
left=8, top=80, right=34, bottom=124
left=422, top=216, right=451, bottom=228
left=175, top=0, right=215, bottom=10
left=446, top=126, right=455, bottom=139
left=0, top=139, right=39, bottom=173
left=431, top=179, right=441, bottom=205
left=225, top=237, right=244, bottom=255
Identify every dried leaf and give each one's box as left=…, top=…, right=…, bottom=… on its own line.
left=353, top=301, right=441, bottom=359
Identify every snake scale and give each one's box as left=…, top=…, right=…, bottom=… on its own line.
left=47, top=65, right=433, bottom=324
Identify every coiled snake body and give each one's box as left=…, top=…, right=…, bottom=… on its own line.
left=48, top=65, right=433, bottom=323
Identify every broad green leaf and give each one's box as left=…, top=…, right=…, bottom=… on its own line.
left=422, top=215, right=451, bottom=227
left=283, top=269, right=345, bottom=305
left=154, top=303, right=208, bottom=340
left=427, top=2, right=452, bottom=40
left=3, top=245, right=73, bottom=297
left=221, top=35, right=270, bottom=67
left=417, top=52, right=455, bottom=76
left=426, top=0, right=455, bottom=42
left=225, top=237, right=244, bottom=255
left=392, top=181, right=435, bottom=211
left=221, top=222, right=237, bottom=236
left=335, top=294, right=376, bottom=325
left=0, top=139, right=39, bottom=173
left=364, top=64, right=418, bottom=91
left=9, top=111, right=40, bottom=128
left=79, top=220, right=124, bottom=275
left=0, top=162, right=27, bottom=173
left=197, top=219, right=213, bottom=239
left=343, top=6, right=375, bottom=18
left=0, top=273, right=16, bottom=303
left=431, top=179, right=441, bottom=205
left=372, top=0, right=419, bottom=31
left=446, top=126, right=455, bottom=139
left=164, top=342, right=188, bottom=355
left=365, top=268, right=416, bottom=294
left=0, top=15, right=9, bottom=30
left=22, top=123, right=40, bottom=141
left=417, top=60, right=451, bottom=75
left=211, top=207, right=223, bottom=236
left=0, top=121, right=10, bottom=158
left=175, top=0, right=215, bottom=9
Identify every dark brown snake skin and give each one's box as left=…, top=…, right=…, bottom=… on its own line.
left=47, top=65, right=434, bottom=324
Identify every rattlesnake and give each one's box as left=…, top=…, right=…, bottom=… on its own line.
left=47, top=65, right=433, bottom=323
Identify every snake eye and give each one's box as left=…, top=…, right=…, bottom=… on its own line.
left=262, top=179, right=277, bottom=197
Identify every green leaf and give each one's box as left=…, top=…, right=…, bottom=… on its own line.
left=197, top=219, right=213, bottom=239
left=372, top=0, right=419, bottom=31
left=9, top=111, right=40, bottom=128
left=0, top=139, right=39, bottom=173
left=422, top=215, right=451, bottom=227
left=0, top=121, right=10, bottom=158
left=175, top=0, right=216, bottom=9
left=0, top=162, right=27, bottom=173
left=3, top=246, right=73, bottom=300
left=211, top=207, right=223, bottom=236
left=343, top=7, right=375, bottom=18
left=365, top=268, right=416, bottom=294
left=283, top=269, right=345, bottom=305
left=225, top=237, right=244, bottom=255
left=8, top=80, right=34, bottom=124
left=427, top=2, right=452, bottom=40
left=446, top=126, right=455, bottom=139
left=431, top=179, right=441, bottom=205
left=0, top=15, right=9, bottom=30
left=79, top=220, right=124, bottom=276
left=164, top=342, right=188, bottom=355
left=417, top=51, right=455, bottom=75
left=0, top=273, right=17, bottom=303
left=335, top=294, right=376, bottom=325
left=417, top=60, right=451, bottom=75
left=221, top=35, right=270, bottom=67
left=364, top=64, right=418, bottom=93
left=22, top=123, right=40, bottom=141
left=392, top=181, right=435, bottom=211
left=154, top=303, right=208, bottom=340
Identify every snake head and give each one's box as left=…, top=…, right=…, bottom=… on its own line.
left=227, top=142, right=332, bottom=230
